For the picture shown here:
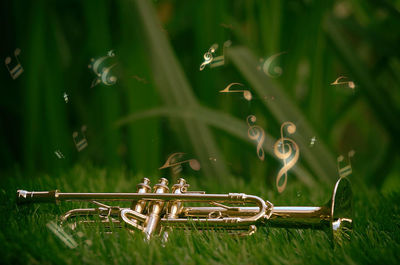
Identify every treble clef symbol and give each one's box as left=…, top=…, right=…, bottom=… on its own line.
left=246, top=115, right=265, bottom=161
left=199, top=44, right=218, bottom=71
left=273, top=122, right=299, bottom=193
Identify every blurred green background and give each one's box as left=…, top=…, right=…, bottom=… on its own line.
left=1, top=0, right=400, bottom=194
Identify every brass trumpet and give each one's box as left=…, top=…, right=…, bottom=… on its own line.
left=16, top=177, right=352, bottom=244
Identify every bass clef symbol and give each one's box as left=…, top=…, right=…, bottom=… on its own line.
left=273, top=122, right=299, bottom=193
left=246, top=115, right=265, bottom=161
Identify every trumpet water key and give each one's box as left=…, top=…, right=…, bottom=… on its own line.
left=16, top=177, right=352, bottom=244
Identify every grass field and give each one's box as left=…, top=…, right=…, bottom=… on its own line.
left=1, top=165, right=399, bottom=265
left=2, top=0, right=400, bottom=264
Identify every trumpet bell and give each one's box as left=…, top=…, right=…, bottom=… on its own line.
left=266, top=177, right=353, bottom=245
left=329, top=177, right=353, bottom=245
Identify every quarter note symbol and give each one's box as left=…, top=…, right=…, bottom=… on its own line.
left=331, top=76, right=355, bottom=90
left=220, top=83, right=252, bottom=101
left=5, top=48, right=24, bottom=80
left=337, top=150, right=355, bottom=178
left=246, top=115, right=265, bottom=161
left=159, top=152, right=201, bottom=172
left=72, top=125, right=88, bottom=152
left=273, top=122, right=300, bottom=193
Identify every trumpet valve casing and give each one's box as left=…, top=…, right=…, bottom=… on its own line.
left=168, top=178, right=188, bottom=219
left=130, top=178, right=151, bottom=212
left=143, top=178, right=169, bottom=239
left=123, top=178, right=152, bottom=231
left=162, top=178, right=188, bottom=243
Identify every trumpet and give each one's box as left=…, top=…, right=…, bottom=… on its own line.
left=16, top=177, right=352, bottom=244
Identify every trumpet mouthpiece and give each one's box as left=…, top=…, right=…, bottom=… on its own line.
left=16, top=190, right=59, bottom=204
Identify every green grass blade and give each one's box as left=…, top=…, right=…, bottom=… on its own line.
left=116, top=105, right=317, bottom=188
left=133, top=0, right=230, bottom=181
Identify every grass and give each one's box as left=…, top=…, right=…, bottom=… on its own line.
left=1, top=165, right=399, bottom=265
left=2, top=1, right=400, bottom=263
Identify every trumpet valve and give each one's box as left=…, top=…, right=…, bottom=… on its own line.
left=130, top=178, right=151, bottom=211
left=168, top=178, right=188, bottom=218
left=136, top=178, right=151, bottom=192
left=143, top=178, right=169, bottom=239
left=171, top=178, right=189, bottom=193
left=153, top=178, right=169, bottom=193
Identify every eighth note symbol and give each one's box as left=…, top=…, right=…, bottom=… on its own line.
left=72, top=125, right=88, bottom=152
left=5, top=48, right=24, bottom=80
left=159, top=153, right=201, bottom=172
left=331, top=76, right=355, bottom=90
left=246, top=115, right=265, bottom=161
left=170, top=153, right=183, bottom=175
left=337, top=150, right=355, bottom=178
left=220, top=83, right=252, bottom=101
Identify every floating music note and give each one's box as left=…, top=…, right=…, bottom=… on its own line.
left=220, top=23, right=233, bottom=29
left=263, top=95, right=275, bottom=101
left=76, top=231, right=92, bottom=246
left=273, top=122, right=300, bottom=193
left=72, top=125, right=88, bottom=152
left=259, top=52, right=287, bottom=78
left=5, top=48, right=23, bottom=80
left=331, top=76, right=355, bottom=90
left=46, top=221, right=78, bottom=249
left=310, top=136, right=317, bottom=147
left=200, top=44, right=218, bottom=71
left=88, top=50, right=117, bottom=87
left=246, top=115, right=265, bottom=161
left=220, top=83, right=252, bottom=101
left=63, top=92, right=69, bottom=103
left=199, top=40, right=231, bottom=71
left=131, top=75, right=148, bottom=84
left=54, top=150, right=65, bottom=159
left=337, top=150, right=355, bottom=178
left=171, top=153, right=184, bottom=175
left=159, top=153, right=201, bottom=172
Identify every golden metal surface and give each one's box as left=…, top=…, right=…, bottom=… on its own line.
left=16, top=177, right=352, bottom=244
